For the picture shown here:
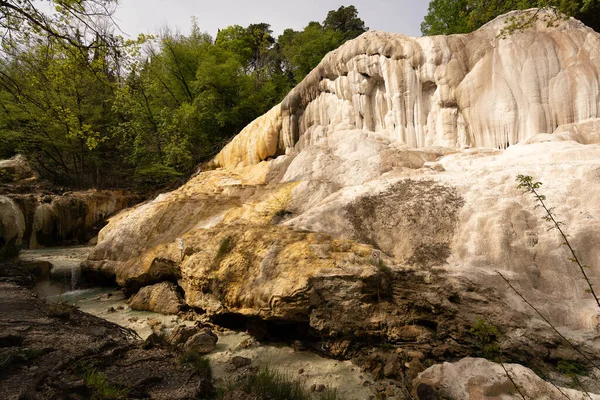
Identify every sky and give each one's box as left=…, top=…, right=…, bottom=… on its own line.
left=111, top=0, right=431, bottom=40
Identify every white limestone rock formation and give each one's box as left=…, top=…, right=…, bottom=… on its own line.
left=0, top=154, right=136, bottom=250
left=212, top=9, right=600, bottom=169
left=85, top=9, right=600, bottom=389
left=523, top=118, right=600, bottom=145
left=3, top=190, right=135, bottom=249
left=26, top=190, right=133, bottom=248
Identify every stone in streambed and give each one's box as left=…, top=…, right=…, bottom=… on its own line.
left=129, top=281, right=184, bottom=315
left=169, top=325, right=199, bottom=347
left=183, top=328, right=218, bottom=355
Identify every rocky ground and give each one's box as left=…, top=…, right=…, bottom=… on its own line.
left=0, top=266, right=216, bottom=399
left=3, top=277, right=596, bottom=400
left=0, top=251, right=385, bottom=399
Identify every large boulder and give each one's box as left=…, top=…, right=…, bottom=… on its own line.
left=129, top=282, right=184, bottom=315
left=183, top=328, right=218, bottom=354
left=169, top=324, right=218, bottom=355
left=169, top=324, right=199, bottom=346
left=413, top=358, right=600, bottom=400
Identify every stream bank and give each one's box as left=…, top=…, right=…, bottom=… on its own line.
left=11, top=246, right=382, bottom=399
left=0, top=279, right=213, bottom=400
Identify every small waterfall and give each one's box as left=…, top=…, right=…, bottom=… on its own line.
left=71, top=264, right=81, bottom=290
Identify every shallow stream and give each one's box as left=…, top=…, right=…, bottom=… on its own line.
left=21, top=246, right=375, bottom=399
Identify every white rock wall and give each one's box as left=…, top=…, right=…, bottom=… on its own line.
left=213, top=9, right=600, bottom=169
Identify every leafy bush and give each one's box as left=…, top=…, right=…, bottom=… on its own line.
left=211, top=236, right=235, bottom=269
left=180, top=350, right=213, bottom=378
left=46, top=299, right=78, bottom=319
left=557, top=360, right=588, bottom=377
left=470, top=319, right=501, bottom=359
left=0, top=169, right=16, bottom=183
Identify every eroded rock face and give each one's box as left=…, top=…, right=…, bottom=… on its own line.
left=85, top=9, right=600, bottom=382
left=212, top=9, right=600, bottom=170
left=91, top=218, right=386, bottom=336
left=85, top=133, right=600, bottom=365
left=413, top=358, right=600, bottom=400
left=0, top=155, right=138, bottom=252
left=8, top=190, right=135, bottom=249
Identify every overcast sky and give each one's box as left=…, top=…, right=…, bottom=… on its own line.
left=111, top=0, right=430, bottom=39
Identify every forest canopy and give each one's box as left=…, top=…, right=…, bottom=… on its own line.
left=0, top=2, right=367, bottom=189
left=421, top=0, right=600, bottom=36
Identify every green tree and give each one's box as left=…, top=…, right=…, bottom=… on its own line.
left=215, top=25, right=254, bottom=68
left=420, top=0, right=471, bottom=35
left=0, top=5, right=370, bottom=190
left=0, top=33, right=124, bottom=186
left=0, top=0, right=131, bottom=187
left=0, top=1, right=119, bottom=52
left=421, top=0, right=600, bottom=36
left=216, top=22, right=285, bottom=90
left=323, top=5, right=368, bottom=41
left=277, top=5, right=367, bottom=85
left=192, top=42, right=285, bottom=152
left=278, top=22, right=344, bottom=84
left=112, top=24, right=213, bottom=183
left=113, top=19, right=288, bottom=188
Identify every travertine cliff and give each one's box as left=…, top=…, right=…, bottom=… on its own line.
left=0, top=155, right=139, bottom=255
left=0, top=190, right=136, bottom=256
left=212, top=9, right=600, bottom=169
left=85, top=10, right=600, bottom=396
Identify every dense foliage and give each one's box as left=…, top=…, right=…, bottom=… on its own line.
left=0, top=2, right=367, bottom=189
left=421, top=0, right=600, bottom=36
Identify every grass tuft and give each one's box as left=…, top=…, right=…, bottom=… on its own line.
left=83, top=368, right=129, bottom=399
left=46, top=299, right=78, bottom=319
left=220, top=365, right=337, bottom=400
left=180, top=350, right=213, bottom=378
left=180, top=350, right=216, bottom=398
